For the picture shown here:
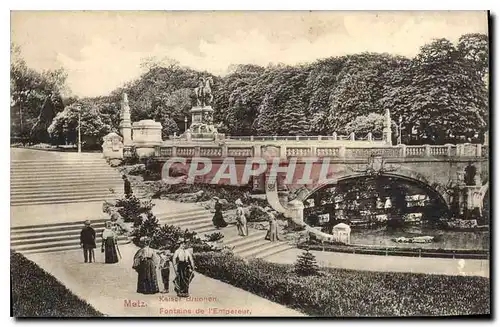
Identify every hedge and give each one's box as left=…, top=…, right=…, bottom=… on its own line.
left=11, top=251, right=103, bottom=317
left=193, top=252, right=490, bottom=317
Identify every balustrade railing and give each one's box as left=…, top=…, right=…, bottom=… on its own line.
left=153, top=143, right=487, bottom=159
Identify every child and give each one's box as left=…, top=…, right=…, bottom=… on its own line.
left=158, top=250, right=173, bottom=293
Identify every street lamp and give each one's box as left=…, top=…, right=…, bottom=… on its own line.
left=397, top=116, right=403, bottom=145
left=77, top=106, right=82, bottom=153
left=184, top=116, right=188, bottom=131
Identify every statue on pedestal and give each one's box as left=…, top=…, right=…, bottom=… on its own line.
left=194, top=76, right=214, bottom=107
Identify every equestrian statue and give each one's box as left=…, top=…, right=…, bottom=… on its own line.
left=194, top=76, right=214, bottom=107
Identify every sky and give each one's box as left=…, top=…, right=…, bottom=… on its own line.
left=11, top=11, right=488, bottom=98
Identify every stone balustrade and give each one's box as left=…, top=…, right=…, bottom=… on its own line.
left=150, top=142, right=488, bottom=160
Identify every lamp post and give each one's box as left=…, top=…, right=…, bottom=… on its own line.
left=184, top=116, right=188, bottom=131
left=77, top=106, right=82, bottom=153
left=397, top=116, right=402, bottom=145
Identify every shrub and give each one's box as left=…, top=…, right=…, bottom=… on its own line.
left=113, top=195, right=154, bottom=224
left=193, top=252, right=490, bottom=317
left=294, top=250, right=320, bottom=277
left=204, top=231, right=225, bottom=242
left=11, top=251, right=103, bottom=317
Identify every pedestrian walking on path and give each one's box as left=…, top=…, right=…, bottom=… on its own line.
left=212, top=197, right=228, bottom=228
left=101, top=222, right=119, bottom=264
left=133, top=237, right=160, bottom=294
left=235, top=199, right=248, bottom=237
left=80, top=220, right=96, bottom=263
left=158, top=250, right=173, bottom=293
left=172, top=238, right=195, bottom=297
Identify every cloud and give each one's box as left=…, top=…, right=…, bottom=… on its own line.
left=12, top=11, right=488, bottom=98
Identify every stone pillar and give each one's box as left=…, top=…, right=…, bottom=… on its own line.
left=119, top=93, right=132, bottom=145
left=252, top=144, right=261, bottom=157
left=476, top=144, right=482, bottom=157
left=484, top=131, right=489, bottom=146
left=332, top=132, right=337, bottom=141
left=383, top=109, right=392, bottom=146
left=132, top=120, right=163, bottom=158
left=338, top=146, right=346, bottom=158
left=399, top=144, right=406, bottom=157
left=286, top=199, right=305, bottom=225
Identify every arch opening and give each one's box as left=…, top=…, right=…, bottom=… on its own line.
left=301, top=174, right=451, bottom=236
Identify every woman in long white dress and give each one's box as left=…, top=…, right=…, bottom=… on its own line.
left=235, top=199, right=248, bottom=236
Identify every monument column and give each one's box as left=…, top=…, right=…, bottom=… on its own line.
left=383, top=109, right=392, bottom=146
left=120, top=93, right=132, bottom=145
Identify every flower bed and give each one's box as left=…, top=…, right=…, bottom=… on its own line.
left=11, top=251, right=103, bottom=317
left=193, top=252, right=490, bottom=317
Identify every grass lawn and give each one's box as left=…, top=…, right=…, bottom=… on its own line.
left=11, top=251, right=103, bottom=317
left=194, top=252, right=490, bottom=317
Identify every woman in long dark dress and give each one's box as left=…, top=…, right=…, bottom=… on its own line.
left=212, top=197, right=228, bottom=228
left=101, top=222, right=119, bottom=264
left=172, top=239, right=195, bottom=297
left=133, top=237, right=160, bottom=294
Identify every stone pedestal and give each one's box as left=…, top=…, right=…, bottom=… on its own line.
left=102, top=132, right=124, bottom=159
left=287, top=199, right=305, bottom=225
left=132, top=120, right=163, bottom=158
left=187, top=106, right=218, bottom=139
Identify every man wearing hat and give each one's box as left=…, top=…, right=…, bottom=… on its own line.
left=80, top=220, right=96, bottom=263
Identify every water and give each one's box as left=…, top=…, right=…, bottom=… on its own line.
left=350, top=227, right=490, bottom=250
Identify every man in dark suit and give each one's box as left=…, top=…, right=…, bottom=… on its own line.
left=80, top=220, right=96, bottom=263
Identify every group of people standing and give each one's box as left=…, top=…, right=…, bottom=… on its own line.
left=133, top=237, right=195, bottom=297
left=79, top=220, right=121, bottom=264
left=211, top=197, right=281, bottom=241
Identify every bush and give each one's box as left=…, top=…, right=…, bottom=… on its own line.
left=11, top=251, right=103, bottom=317
left=204, top=231, right=225, bottom=242
left=193, top=252, right=490, bottom=317
left=113, top=195, right=154, bottom=224
left=294, top=250, right=320, bottom=277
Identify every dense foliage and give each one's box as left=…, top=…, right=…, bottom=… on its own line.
left=194, top=252, right=490, bottom=317
left=12, top=33, right=488, bottom=145
left=11, top=251, right=103, bottom=317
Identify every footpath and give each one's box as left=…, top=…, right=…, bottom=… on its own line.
left=266, top=248, right=489, bottom=277
left=24, top=243, right=305, bottom=317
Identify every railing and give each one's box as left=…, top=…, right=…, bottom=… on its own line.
left=152, top=143, right=487, bottom=159
left=227, top=132, right=384, bottom=142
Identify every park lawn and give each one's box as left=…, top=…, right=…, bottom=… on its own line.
left=193, top=252, right=490, bottom=317
left=11, top=251, right=103, bottom=317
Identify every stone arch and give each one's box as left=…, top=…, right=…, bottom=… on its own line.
left=293, top=166, right=451, bottom=211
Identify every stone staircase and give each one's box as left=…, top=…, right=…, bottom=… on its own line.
left=10, top=158, right=141, bottom=206
left=11, top=206, right=294, bottom=260
left=156, top=207, right=294, bottom=260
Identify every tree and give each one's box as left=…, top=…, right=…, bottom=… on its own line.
left=11, top=44, right=69, bottom=143
left=294, top=250, right=320, bottom=276
left=344, top=113, right=397, bottom=139
left=48, top=101, right=113, bottom=148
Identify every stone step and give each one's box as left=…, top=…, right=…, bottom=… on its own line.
left=222, top=232, right=268, bottom=249
left=10, top=163, right=113, bottom=174
left=158, top=214, right=212, bottom=227
left=10, top=171, right=121, bottom=180
left=11, top=186, right=124, bottom=196
left=11, top=235, right=130, bottom=252
left=10, top=194, right=123, bottom=206
left=18, top=244, right=90, bottom=255
left=10, top=178, right=127, bottom=189
left=252, top=243, right=295, bottom=260
left=236, top=241, right=292, bottom=259
left=232, top=238, right=274, bottom=255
